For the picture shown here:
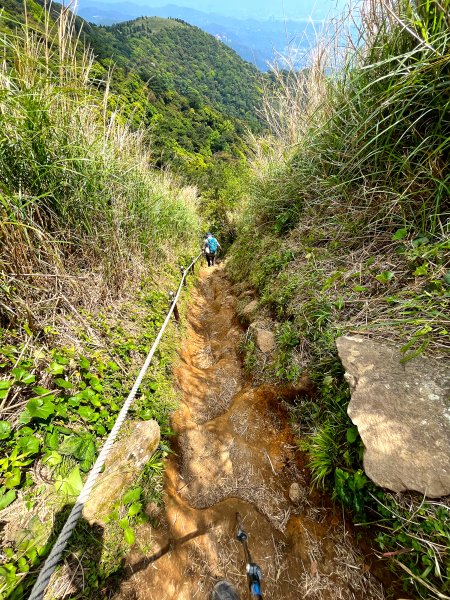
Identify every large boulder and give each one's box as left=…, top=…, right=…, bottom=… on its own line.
left=336, top=335, right=450, bottom=498
left=83, top=419, right=160, bottom=523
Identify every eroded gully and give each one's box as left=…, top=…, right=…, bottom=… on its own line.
left=114, top=265, right=386, bottom=600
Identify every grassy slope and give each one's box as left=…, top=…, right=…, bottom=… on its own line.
left=0, top=4, right=202, bottom=597
left=229, top=1, right=450, bottom=598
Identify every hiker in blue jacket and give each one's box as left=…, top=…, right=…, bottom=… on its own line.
left=203, top=232, right=221, bottom=267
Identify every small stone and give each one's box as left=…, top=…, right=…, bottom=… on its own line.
left=242, top=299, right=258, bottom=316
left=240, top=290, right=255, bottom=298
left=289, top=482, right=301, bottom=504
left=255, top=328, right=275, bottom=353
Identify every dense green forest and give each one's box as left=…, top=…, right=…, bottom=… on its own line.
left=81, top=15, right=263, bottom=184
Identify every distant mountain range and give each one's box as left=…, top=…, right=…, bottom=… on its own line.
left=76, top=0, right=346, bottom=20
left=75, top=1, right=344, bottom=70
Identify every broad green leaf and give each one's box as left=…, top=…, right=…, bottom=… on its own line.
left=412, top=236, right=429, bottom=247
left=59, top=434, right=83, bottom=456
left=52, top=354, right=69, bottom=365
left=78, top=406, right=98, bottom=422
left=392, top=228, right=407, bottom=241
left=95, top=424, right=106, bottom=436
left=77, top=437, right=97, bottom=472
left=45, top=429, right=60, bottom=450
left=413, top=263, right=428, bottom=276
left=89, top=395, right=101, bottom=408
left=42, top=451, right=63, bottom=467
left=48, top=362, right=65, bottom=375
left=375, top=271, right=394, bottom=284
left=54, top=378, right=72, bottom=389
left=0, top=420, right=12, bottom=440
left=17, top=436, right=40, bottom=455
left=54, top=466, right=83, bottom=497
left=17, top=557, right=29, bottom=573
left=11, top=368, right=25, bottom=381
left=5, top=467, right=22, bottom=488
left=59, top=433, right=96, bottom=471
left=346, top=427, right=359, bottom=444
left=0, top=379, right=13, bottom=390
left=55, top=404, right=68, bottom=418
left=0, top=489, right=16, bottom=510
left=80, top=388, right=96, bottom=400
left=32, top=386, right=53, bottom=396
left=12, top=368, right=36, bottom=384
left=19, top=397, right=56, bottom=423
left=78, top=357, right=90, bottom=370
left=139, top=408, right=153, bottom=421
left=122, top=486, right=142, bottom=505
left=128, top=502, right=142, bottom=517
left=123, top=526, right=135, bottom=545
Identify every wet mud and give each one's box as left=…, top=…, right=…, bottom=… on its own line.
left=114, top=265, right=386, bottom=600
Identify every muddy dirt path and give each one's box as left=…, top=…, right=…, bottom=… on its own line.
left=116, top=266, right=385, bottom=600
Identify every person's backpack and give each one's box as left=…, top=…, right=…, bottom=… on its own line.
left=208, top=237, right=218, bottom=252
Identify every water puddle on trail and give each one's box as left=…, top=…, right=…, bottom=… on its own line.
left=114, top=266, right=386, bottom=600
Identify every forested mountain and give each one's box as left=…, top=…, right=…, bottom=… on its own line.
left=85, top=17, right=262, bottom=125
left=76, top=1, right=322, bottom=70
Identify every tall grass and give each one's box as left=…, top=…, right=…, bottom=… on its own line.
left=0, top=5, right=200, bottom=331
left=231, top=0, right=449, bottom=354
left=229, top=1, right=450, bottom=597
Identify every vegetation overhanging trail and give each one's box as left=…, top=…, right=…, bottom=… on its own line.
left=114, top=264, right=385, bottom=600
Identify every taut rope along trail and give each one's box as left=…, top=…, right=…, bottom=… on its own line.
left=29, top=254, right=202, bottom=600
left=114, top=265, right=386, bottom=600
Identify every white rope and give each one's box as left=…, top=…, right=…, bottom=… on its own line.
left=28, top=253, right=202, bottom=600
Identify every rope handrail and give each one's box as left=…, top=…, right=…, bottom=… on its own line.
left=28, top=252, right=203, bottom=600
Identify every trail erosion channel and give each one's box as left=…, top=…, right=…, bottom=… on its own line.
left=116, top=265, right=385, bottom=600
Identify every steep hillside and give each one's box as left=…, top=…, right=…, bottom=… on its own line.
left=80, top=15, right=263, bottom=181
left=0, top=5, right=203, bottom=597
left=229, top=1, right=450, bottom=598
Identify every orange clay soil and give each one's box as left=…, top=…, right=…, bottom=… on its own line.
left=113, top=265, right=387, bottom=600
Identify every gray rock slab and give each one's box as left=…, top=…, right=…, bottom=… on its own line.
left=83, top=419, right=160, bottom=523
left=336, top=335, right=450, bottom=498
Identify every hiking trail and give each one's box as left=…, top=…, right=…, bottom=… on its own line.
left=115, top=265, right=385, bottom=600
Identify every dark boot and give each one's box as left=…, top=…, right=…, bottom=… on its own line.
left=211, top=580, right=240, bottom=600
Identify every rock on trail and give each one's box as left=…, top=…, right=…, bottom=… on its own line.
left=114, top=266, right=386, bottom=600
left=337, top=335, right=450, bottom=498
